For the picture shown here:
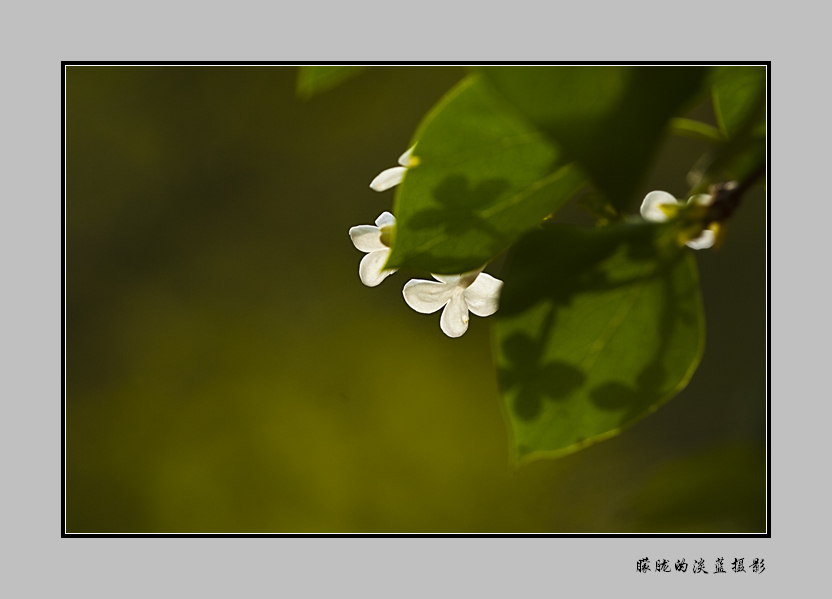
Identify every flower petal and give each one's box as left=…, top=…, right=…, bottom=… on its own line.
left=433, top=268, right=482, bottom=287
left=398, top=146, right=416, bottom=167
left=370, top=166, right=406, bottom=192
left=685, top=228, right=716, bottom=250
left=349, top=225, right=385, bottom=253
left=359, top=249, right=395, bottom=287
left=640, top=191, right=678, bottom=222
left=374, top=211, right=396, bottom=228
left=432, top=274, right=461, bottom=285
left=403, top=279, right=453, bottom=314
left=464, top=272, right=503, bottom=317
left=458, top=269, right=483, bottom=288
left=440, top=293, right=470, bottom=338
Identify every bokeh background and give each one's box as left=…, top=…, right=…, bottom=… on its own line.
left=66, top=66, right=766, bottom=533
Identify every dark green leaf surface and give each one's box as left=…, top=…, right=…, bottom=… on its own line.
left=712, top=66, right=767, bottom=182
left=494, top=222, right=704, bottom=462
left=479, top=66, right=708, bottom=212
left=387, top=75, right=585, bottom=274
left=296, top=66, right=368, bottom=98
left=689, top=66, right=766, bottom=189
left=711, top=66, right=766, bottom=138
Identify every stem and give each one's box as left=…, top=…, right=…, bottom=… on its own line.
left=703, top=164, right=766, bottom=225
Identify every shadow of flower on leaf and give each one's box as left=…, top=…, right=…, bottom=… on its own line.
left=497, top=307, right=585, bottom=421
left=497, top=223, right=699, bottom=441
left=409, top=174, right=509, bottom=240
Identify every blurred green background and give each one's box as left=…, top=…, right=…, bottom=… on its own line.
left=66, top=66, right=766, bottom=533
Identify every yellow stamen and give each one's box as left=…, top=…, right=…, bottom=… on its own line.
left=659, top=203, right=680, bottom=218
left=379, top=224, right=394, bottom=248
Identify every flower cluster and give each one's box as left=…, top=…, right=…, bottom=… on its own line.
left=349, top=147, right=503, bottom=338
left=640, top=190, right=717, bottom=250
left=348, top=211, right=396, bottom=287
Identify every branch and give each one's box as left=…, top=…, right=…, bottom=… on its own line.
left=703, top=164, right=766, bottom=226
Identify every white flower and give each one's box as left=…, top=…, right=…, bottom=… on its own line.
left=349, top=211, right=397, bottom=287
left=403, top=270, right=503, bottom=338
left=640, top=190, right=716, bottom=250
left=369, top=146, right=418, bottom=192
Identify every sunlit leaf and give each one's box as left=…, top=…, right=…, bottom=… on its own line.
left=478, top=66, right=709, bottom=212
left=296, top=65, right=368, bottom=98
left=387, top=74, right=585, bottom=274
left=494, top=222, right=704, bottom=462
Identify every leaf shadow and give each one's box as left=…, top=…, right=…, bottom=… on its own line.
left=409, top=174, right=508, bottom=235
left=498, top=307, right=585, bottom=421
left=587, top=252, right=697, bottom=425
left=498, top=224, right=692, bottom=431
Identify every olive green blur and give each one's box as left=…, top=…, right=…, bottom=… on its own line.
left=66, top=66, right=766, bottom=533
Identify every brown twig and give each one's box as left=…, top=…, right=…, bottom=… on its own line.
left=704, top=164, right=766, bottom=226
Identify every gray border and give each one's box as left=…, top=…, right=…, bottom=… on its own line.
left=12, top=0, right=805, bottom=592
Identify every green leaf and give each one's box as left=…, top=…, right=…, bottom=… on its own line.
left=387, top=75, right=586, bottom=274
left=711, top=66, right=766, bottom=138
left=478, top=66, right=709, bottom=212
left=667, top=117, right=725, bottom=144
left=296, top=66, right=368, bottom=98
left=688, top=66, right=766, bottom=191
left=494, top=222, right=704, bottom=463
